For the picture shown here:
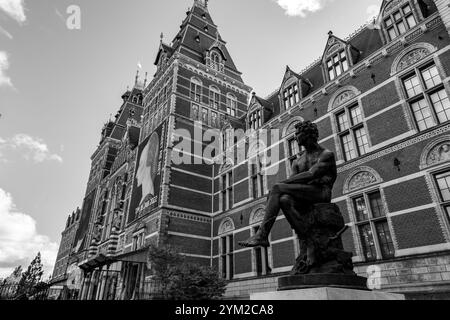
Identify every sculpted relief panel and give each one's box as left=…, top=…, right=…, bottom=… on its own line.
left=425, top=141, right=450, bottom=168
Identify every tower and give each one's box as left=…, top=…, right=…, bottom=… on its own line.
left=124, top=0, right=252, bottom=268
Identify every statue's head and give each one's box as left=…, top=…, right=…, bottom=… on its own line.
left=295, top=121, right=319, bottom=148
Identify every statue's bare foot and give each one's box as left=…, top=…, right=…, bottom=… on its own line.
left=238, top=233, right=270, bottom=248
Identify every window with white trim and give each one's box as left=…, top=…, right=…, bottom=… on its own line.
left=221, top=171, right=233, bottom=211
left=220, top=234, right=234, bottom=280
left=250, top=156, right=264, bottom=199
left=336, top=104, right=369, bottom=161
left=249, top=110, right=263, bottom=130
left=402, top=63, right=450, bottom=132
left=384, top=3, right=417, bottom=42
left=435, top=171, right=450, bottom=223
left=353, top=190, right=395, bottom=261
left=209, top=86, right=220, bottom=109
left=327, top=50, right=349, bottom=81
left=226, top=94, right=237, bottom=117
left=283, top=82, right=300, bottom=109
left=190, top=78, right=202, bottom=103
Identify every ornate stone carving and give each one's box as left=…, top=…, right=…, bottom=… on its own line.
left=397, top=48, right=431, bottom=72
left=250, top=208, right=265, bottom=225
left=420, top=136, right=450, bottom=169
left=391, top=43, right=437, bottom=75
left=348, top=172, right=377, bottom=192
left=333, top=91, right=356, bottom=109
left=327, top=43, right=344, bottom=56
left=283, top=117, right=305, bottom=137
left=328, top=86, right=360, bottom=112
left=218, top=218, right=235, bottom=235
left=343, top=167, right=382, bottom=194
left=384, top=0, right=403, bottom=16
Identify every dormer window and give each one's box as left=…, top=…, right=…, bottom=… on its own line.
left=283, top=82, right=300, bottom=109
left=207, top=48, right=225, bottom=73
left=327, top=50, right=349, bottom=81
left=249, top=109, right=263, bottom=130
left=383, top=2, right=417, bottom=41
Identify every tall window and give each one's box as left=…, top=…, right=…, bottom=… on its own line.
left=384, top=3, right=417, bottom=41
left=252, top=226, right=271, bottom=276
left=327, top=50, right=349, bottom=81
left=403, top=63, right=450, bottom=132
left=209, top=86, right=220, bottom=109
left=220, top=234, right=234, bottom=280
left=222, top=171, right=233, bottom=211
left=287, top=137, right=301, bottom=167
left=336, top=104, right=369, bottom=161
left=191, top=104, right=200, bottom=121
left=211, top=111, right=218, bottom=128
left=202, top=107, right=209, bottom=124
left=190, top=78, right=202, bottom=103
left=435, top=171, right=450, bottom=222
left=210, top=51, right=223, bottom=72
left=226, top=94, right=237, bottom=117
left=249, top=110, right=263, bottom=130
left=283, top=82, right=300, bottom=109
left=250, top=157, right=264, bottom=199
left=353, top=190, right=395, bottom=261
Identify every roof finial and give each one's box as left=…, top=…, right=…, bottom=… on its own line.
left=135, top=69, right=140, bottom=86
left=328, top=30, right=333, bottom=36
left=160, top=32, right=164, bottom=44
left=144, top=72, right=148, bottom=88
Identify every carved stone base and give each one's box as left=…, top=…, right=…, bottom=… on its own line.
left=278, top=274, right=368, bottom=291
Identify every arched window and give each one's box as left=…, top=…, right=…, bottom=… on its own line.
left=208, top=49, right=225, bottom=73
left=226, top=93, right=237, bottom=117
left=211, top=51, right=221, bottom=71
left=190, top=78, right=202, bottom=103
left=209, top=86, right=220, bottom=109
left=218, top=218, right=235, bottom=280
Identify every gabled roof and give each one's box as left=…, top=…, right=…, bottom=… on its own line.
left=166, top=1, right=243, bottom=82
left=154, top=42, right=175, bottom=66
left=250, top=93, right=275, bottom=113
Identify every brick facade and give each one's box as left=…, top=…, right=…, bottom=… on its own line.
left=59, top=0, right=450, bottom=300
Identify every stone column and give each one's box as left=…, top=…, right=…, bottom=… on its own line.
left=435, top=0, right=450, bottom=35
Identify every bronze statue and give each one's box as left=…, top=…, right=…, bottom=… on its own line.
left=240, top=121, right=355, bottom=276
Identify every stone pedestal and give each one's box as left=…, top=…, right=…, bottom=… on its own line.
left=251, top=287, right=405, bottom=300
left=278, top=274, right=368, bottom=291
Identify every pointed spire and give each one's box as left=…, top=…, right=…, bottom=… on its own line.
left=135, top=69, right=140, bottom=86
left=144, top=72, right=148, bottom=88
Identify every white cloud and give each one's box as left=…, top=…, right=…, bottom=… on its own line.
left=0, top=188, right=58, bottom=279
left=0, top=51, right=13, bottom=88
left=0, top=134, right=63, bottom=163
left=366, top=4, right=380, bottom=20
left=0, top=0, right=26, bottom=24
left=273, top=0, right=333, bottom=17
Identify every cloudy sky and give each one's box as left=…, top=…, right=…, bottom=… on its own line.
left=0, top=0, right=383, bottom=278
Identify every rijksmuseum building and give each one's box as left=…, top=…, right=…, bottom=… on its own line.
left=50, top=0, right=450, bottom=299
